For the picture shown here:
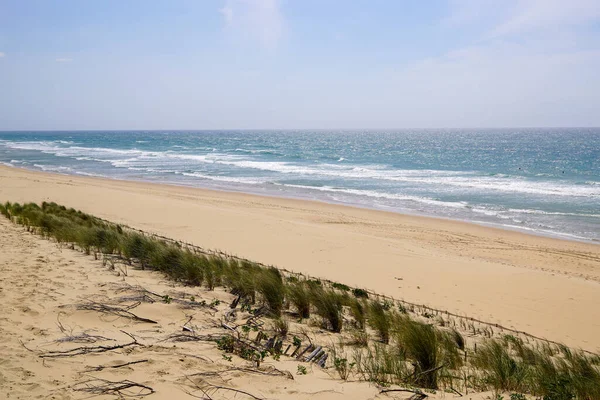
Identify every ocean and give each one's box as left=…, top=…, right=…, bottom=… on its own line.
left=0, top=129, right=598, bottom=242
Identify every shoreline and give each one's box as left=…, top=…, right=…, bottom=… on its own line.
left=3, top=163, right=598, bottom=245
left=1, top=164, right=600, bottom=351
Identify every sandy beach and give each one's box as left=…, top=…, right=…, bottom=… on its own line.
left=1, top=164, right=599, bottom=353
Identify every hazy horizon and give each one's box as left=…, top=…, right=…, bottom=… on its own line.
left=2, top=127, right=600, bottom=132
left=1, top=1, right=600, bottom=130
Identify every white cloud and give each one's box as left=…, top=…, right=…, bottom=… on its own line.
left=370, top=1, right=600, bottom=127
left=219, top=5, right=233, bottom=25
left=447, top=0, right=600, bottom=39
left=55, top=58, right=73, bottom=62
left=490, top=0, right=600, bottom=38
left=219, top=0, right=284, bottom=49
left=0, top=52, right=5, bottom=57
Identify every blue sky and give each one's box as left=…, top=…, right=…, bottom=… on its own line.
left=1, top=0, right=599, bottom=130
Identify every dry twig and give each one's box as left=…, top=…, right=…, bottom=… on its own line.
left=73, top=378, right=154, bottom=397
left=77, top=301, right=158, bottom=324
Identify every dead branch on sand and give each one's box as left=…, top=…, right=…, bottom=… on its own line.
left=86, top=359, right=149, bottom=372
left=184, top=376, right=264, bottom=400
left=77, top=301, right=158, bottom=324
left=40, top=331, right=142, bottom=358
left=189, top=365, right=293, bottom=380
left=55, top=313, right=114, bottom=343
left=73, top=377, right=154, bottom=397
left=379, top=387, right=428, bottom=399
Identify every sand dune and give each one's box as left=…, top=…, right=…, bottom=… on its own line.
left=1, top=165, right=599, bottom=354
left=0, top=210, right=508, bottom=399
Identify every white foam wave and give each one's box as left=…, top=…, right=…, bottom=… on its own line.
left=275, top=183, right=469, bottom=209
left=179, top=172, right=267, bottom=185
left=2, top=140, right=598, bottom=198
left=33, top=164, right=73, bottom=173
left=506, top=208, right=600, bottom=218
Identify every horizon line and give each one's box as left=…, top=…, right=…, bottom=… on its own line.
left=1, top=126, right=600, bottom=133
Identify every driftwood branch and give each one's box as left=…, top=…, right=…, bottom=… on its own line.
left=40, top=331, right=141, bottom=358
left=185, top=376, right=264, bottom=400
left=380, top=388, right=428, bottom=399
left=87, top=359, right=149, bottom=372
left=77, top=301, right=158, bottom=324
left=189, top=366, right=293, bottom=380
left=73, top=378, right=154, bottom=397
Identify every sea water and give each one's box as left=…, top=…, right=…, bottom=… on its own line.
left=0, top=129, right=598, bottom=242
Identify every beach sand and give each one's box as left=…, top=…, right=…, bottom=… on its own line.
left=0, top=201, right=501, bottom=399
left=1, top=165, right=599, bottom=354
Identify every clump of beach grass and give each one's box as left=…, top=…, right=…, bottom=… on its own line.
left=286, top=280, right=311, bottom=319
left=395, top=318, right=462, bottom=389
left=367, top=300, right=392, bottom=343
left=347, top=297, right=366, bottom=330
left=354, top=342, right=409, bottom=385
left=122, top=232, right=157, bottom=269
left=472, top=339, right=530, bottom=394
left=256, top=267, right=285, bottom=316
left=310, top=286, right=343, bottom=332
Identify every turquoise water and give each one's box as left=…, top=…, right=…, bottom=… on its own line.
left=0, top=129, right=598, bottom=242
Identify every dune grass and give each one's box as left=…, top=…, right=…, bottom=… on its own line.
left=310, top=286, right=344, bottom=332
left=397, top=319, right=462, bottom=389
left=347, top=297, right=366, bottom=330
left=287, top=280, right=311, bottom=319
left=354, top=342, right=409, bottom=385
left=2, top=200, right=599, bottom=398
left=368, top=300, right=392, bottom=343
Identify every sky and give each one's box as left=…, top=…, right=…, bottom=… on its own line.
left=0, top=0, right=599, bottom=130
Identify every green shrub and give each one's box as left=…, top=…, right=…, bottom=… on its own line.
left=332, top=282, right=350, bottom=292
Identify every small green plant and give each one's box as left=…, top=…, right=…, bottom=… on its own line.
left=334, top=357, right=355, bottom=380
left=222, top=354, right=232, bottom=362
left=332, top=282, right=350, bottom=292
left=293, top=336, right=302, bottom=347
left=510, top=394, right=526, bottom=400
left=210, top=299, right=221, bottom=307
left=273, top=317, right=289, bottom=337
left=162, top=295, right=172, bottom=304
left=352, top=288, right=369, bottom=299
left=297, top=365, right=308, bottom=375
left=217, top=335, right=234, bottom=352
left=347, top=329, right=369, bottom=347
left=382, top=299, right=393, bottom=311
left=190, top=295, right=195, bottom=302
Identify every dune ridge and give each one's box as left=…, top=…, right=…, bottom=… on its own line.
left=2, top=201, right=600, bottom=399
